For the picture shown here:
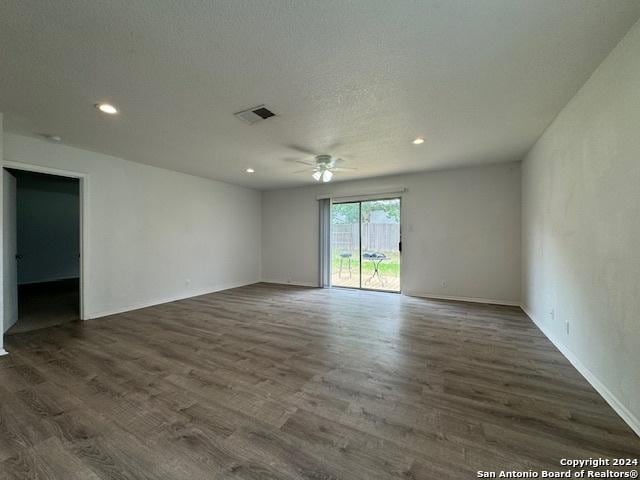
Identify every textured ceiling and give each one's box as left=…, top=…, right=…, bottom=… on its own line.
left=1, top=1, right=639, bottom=190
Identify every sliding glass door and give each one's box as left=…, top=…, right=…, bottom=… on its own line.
left=331, top=198, right=400, bottom=292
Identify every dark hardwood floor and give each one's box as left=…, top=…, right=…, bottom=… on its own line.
left=1, top=283, right=638, bottom=479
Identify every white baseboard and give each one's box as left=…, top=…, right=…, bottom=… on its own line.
left=260, top=279, right=319, bottom=288
left=0, top=348, right=8, bottom=357
left=86, top=279, right=260, bottom=320
left=521, top=304, right=640, bottom=438
left=405, top=290, right=520, bottom=307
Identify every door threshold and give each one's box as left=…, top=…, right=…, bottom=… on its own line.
left=332, top=285, right=401, bottom=294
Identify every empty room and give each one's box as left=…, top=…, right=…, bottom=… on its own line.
left=1, top=1, right=639, bottom=478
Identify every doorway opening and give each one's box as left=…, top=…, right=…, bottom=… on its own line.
left=3, top=168, right=81, bottom=334
left=330, top=198, right=401, bottom=292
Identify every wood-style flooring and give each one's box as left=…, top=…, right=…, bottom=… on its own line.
left=7, top=279, right=80, bottom=335
left=1, top=282, right=638, bottom=479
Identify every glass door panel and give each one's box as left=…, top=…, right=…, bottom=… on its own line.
left=330, top=202, right=361, bottom=288
left=360, top=199, right=400, bottom=292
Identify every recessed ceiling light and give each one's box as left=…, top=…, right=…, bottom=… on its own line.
left=246, top=168, right=255, bottom=173
left=412, top=137, right=425, bottom=145
left=95, top=103, right=118, bottom=114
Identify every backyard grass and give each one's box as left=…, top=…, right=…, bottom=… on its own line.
left=331, top=251, right=400, bottom=277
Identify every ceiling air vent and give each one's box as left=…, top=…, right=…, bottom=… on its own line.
left=234, top=105, right=276, bottom=124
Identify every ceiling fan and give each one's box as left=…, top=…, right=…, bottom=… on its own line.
left=291, top=154, right=356, bottom=183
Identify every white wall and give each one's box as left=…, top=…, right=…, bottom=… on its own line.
left=1, top=132, right=261, bottom=321
left=262, top=162, right=521, bottom=305
left=522, top=20, right=640, bottom=433
left=15, top=171, right=80, bottom=284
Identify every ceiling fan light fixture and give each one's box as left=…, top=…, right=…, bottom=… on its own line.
left=312, top=171, right=322, bottom=181
left=321, top=170, right=333, bottom=183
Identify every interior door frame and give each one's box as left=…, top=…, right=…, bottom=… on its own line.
left=2, top=161, right=89, bottom=333
left=331, top=196, right=402, bottom=293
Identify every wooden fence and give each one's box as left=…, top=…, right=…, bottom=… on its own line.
left=331, top=223, right=400, bottom=253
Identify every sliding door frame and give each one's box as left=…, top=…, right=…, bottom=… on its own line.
left=358, top=201, right=363, bottom=289
left=331, top=196, right=401, bottom=293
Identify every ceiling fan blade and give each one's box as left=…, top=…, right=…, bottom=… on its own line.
left=331, top=167, right=357, bottom=171
left=292, top=159, right=315, bottom=166
left=287, top=144, right=318, bottom=156
left=292, top=167, right=319, bottom=174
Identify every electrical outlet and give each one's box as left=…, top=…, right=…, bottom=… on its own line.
left=441, top=280, right=447, bottom=288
